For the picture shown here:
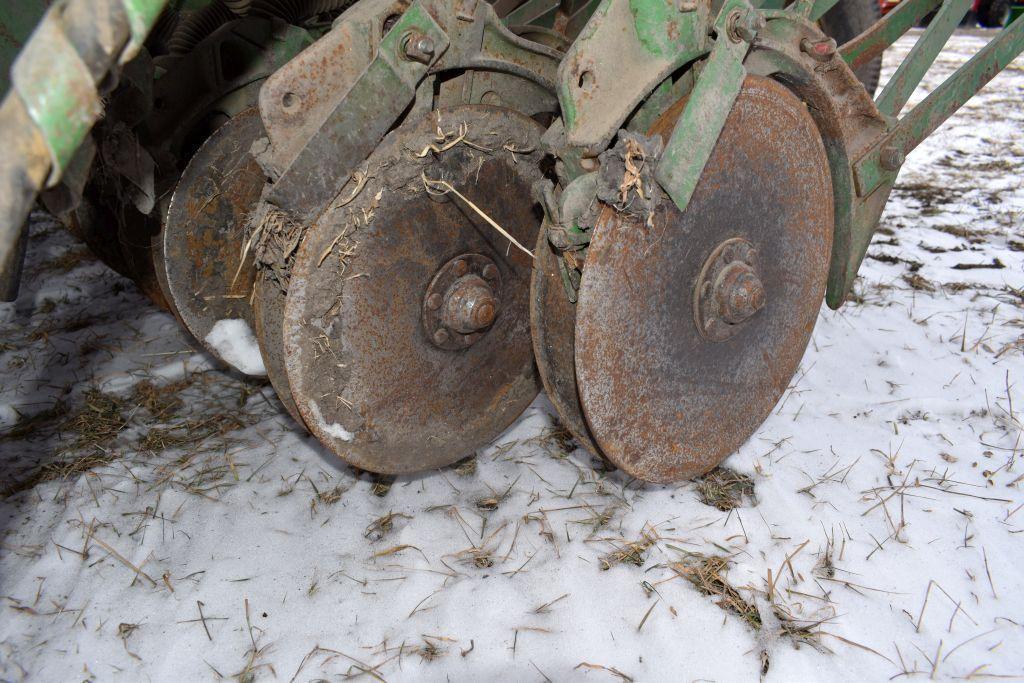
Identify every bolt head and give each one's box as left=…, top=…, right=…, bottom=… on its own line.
left=426, top=293, right=443, bottom=310
left=403, top=32, right=435, bottom=64
left=433, top=328, right=450, bottom=345
left=482, top=264, right=499, bottom=280
left=453, top=260, right=469, bottom=277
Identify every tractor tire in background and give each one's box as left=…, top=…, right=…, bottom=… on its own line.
left=819, top=0, right=883, bottom=94
left=977, top=0, right=1012, bottom=27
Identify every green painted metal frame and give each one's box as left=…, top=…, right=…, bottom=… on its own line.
left=832, top=5, right=1024, bottom=305
left=655, top=0, right=758, bottom=214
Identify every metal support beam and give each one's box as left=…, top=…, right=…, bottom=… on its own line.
left=840, top=0, right=942, bottom=71
left=854, top=12, right=1024, bottom=198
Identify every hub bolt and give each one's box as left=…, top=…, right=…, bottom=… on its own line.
left=443, top=275, right=499, bottom=333
left=715, top=262, right=766, bottom=324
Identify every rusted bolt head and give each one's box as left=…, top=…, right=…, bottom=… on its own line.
left=443, top=275, right=499, bottom=333
left=880, top=146, right=905, bottom=172
left=482, top=264, right=499, bottom=280
left=403, top=33, right=435, bottom=64
left=728, top=8, right=765, bottom=44
left=433, top=328, right=450, bottom=345
left=452, top=259, right=469, bottom=277
left=426, top=293, right=443, bottom=310
left=800, top=37, right=837, bottom=62
left=715, top=262, right=766, bottom=325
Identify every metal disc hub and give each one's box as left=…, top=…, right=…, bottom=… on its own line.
left=573, top=75, right=835, bottom=483
left=423, top=253, right=502, bottom=350
left=694, top=237, right=766, bottom=341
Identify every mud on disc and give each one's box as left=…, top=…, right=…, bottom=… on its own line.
left=282, top=105, right=546, bottom=474
left=575, top=76, right=835, bottom=483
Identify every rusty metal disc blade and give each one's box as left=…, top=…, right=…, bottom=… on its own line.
left=530, top=224, right=600, bottom=455
left=161, top=107, right=267, bottom=375
left=282, top=105, right=544, bottom=474
left=252, top=274, right=305, bottom=426
left=575, top=76, right=834, bottom=483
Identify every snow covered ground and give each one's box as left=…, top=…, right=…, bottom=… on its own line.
left=1, top=30, right=1022, bottom=682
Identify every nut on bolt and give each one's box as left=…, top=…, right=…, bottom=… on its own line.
left=728, top=8, right=765, bottom=44
left=402, top=32, right=435, bottom=64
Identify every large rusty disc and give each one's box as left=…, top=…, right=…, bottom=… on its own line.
left=530, top=224, right=599, bottom=454
left=160, top=107, right=267, bottom=376
left=282, top=105, right=544, bottom=474
left=575, top=76, right=834, bottom=483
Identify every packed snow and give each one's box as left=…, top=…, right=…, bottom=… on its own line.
left=205, top=319, right=267, bottom=377
left=0, top=30, right=1021, bottom=682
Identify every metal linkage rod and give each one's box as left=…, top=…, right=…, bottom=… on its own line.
left=875, top=0, right=971, bottom=118
left=854, top=11, right=1024, bottom=197
left=0, top=0, right=170, bottom=301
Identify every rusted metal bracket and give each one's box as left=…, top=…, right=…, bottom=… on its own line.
left=260, top=0, right=561, bottom=220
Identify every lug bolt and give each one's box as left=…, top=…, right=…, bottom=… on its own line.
left=453, top=259, right=469, bottom=277
left=426, top=293, right=443, bottom=310
left=482, top=264, right=498, bottom=280
left=715, top=262, right=766, bottom=325
left=433, top=328, right=450, bottom=345
left=728, top=8, right=765, bottom=44
left=402, top=32, right=435, bottom=64
left=880, top=146, right=905, bottom=172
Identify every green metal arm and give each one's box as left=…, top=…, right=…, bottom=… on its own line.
left=0, top=0, right=170, bottom=301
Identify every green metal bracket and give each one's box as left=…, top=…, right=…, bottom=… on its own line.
left=854, top=12, right=1024, bottom=199
left=837, top=12, right=1024, bottom=304
left=654, top=0, right=759, bottom=214
left=265, top=1, right=449, bottom=219
left=556, top=0, right=712, bottom=155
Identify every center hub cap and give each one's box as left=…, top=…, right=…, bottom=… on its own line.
left=694, top=237, right=765, bottom=341
left=424, top=253, right=502, bottom=349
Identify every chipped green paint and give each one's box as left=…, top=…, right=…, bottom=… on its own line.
left=629, top=0, right=685, bottom=59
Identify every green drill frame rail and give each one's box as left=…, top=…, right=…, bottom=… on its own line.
left=0, top=0, right=1023, bottom=307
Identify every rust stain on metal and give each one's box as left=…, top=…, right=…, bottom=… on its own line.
left=161, top=107, right=266, bottom=370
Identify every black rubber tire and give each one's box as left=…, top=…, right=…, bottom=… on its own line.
left=977, top=0, right=1012, bottom=27
left=818, top=0, right=883, bottom=95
